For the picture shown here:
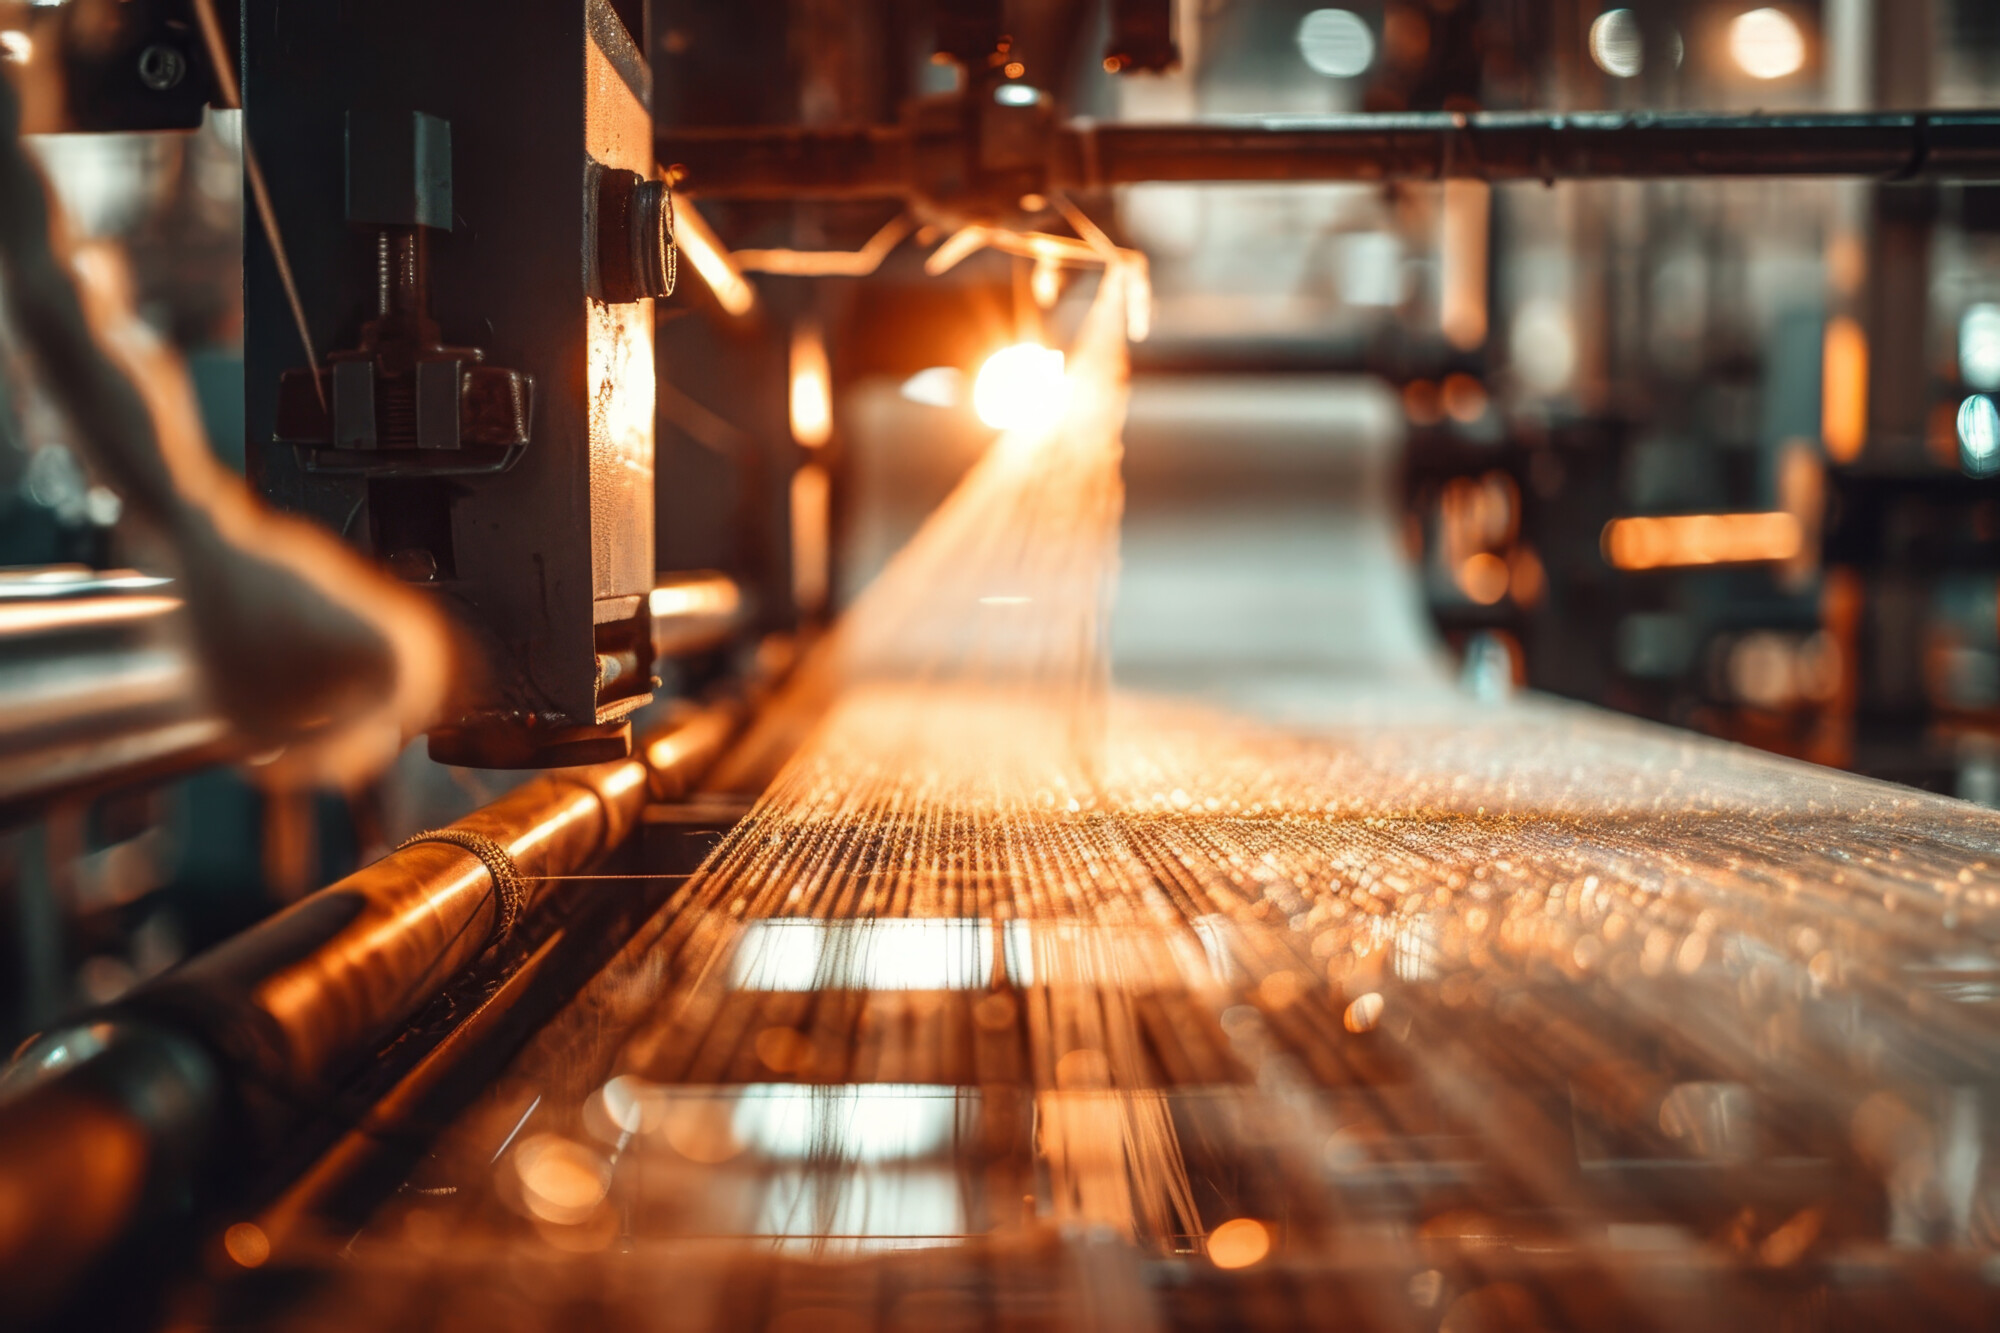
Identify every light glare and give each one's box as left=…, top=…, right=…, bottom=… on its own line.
left=1729, top=8, right=1805, bottom=80
left=900, top=366, right=964, bottom=408
left=973, top=343, right=1069, bottom=433
left=788, top=323, right=832, bottom=448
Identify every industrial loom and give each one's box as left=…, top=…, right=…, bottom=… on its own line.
left=2, top=2, right=2000, bottom=1331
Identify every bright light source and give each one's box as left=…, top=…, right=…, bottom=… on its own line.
left=0, top=31, right=31, bottom=63
left=1958, top=394, right=2000, bottom=477
left=788, top=323, right=831, bottom=448
left=1729, top=8, right=1805, bottom=80
left=1298, top=9, right=1374, bottom=79
left=1961, top=304, right=2000, bottom=390
left=899, top=366, right=963, bottom=408
left=994, top=83, right=1040, bottom=107
left=1588, top=10, right=1643, bottom=78
left=972, top=343, right=1069, bottom=433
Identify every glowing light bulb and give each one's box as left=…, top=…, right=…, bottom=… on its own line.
left=973, top=343, right=1069, bottom=433
left=1729, top=8, right=1805, bottom=81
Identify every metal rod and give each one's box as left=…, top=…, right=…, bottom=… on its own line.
left=650, top=570, right=748, bottom=661
left=0, top=569, right=233, bottom=823
left=1066, top=111, right=2000, bottom=185
left=662, top=110, right=2000, bottom=201
left=0, top=569, right=747, bottom=826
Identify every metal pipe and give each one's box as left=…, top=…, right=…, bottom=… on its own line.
left=650, top=570, right=747, bottom=661
left=1062, top=111, right=2000, bottom=186
left=0, top=568, right=232, bottom=823
left=662, top=110, right=2000, bottom=202
left=0, top=697, right=747, bottom=1322
left=141, top=751, right=651, bottom=1093
left=0, top=568, right=747, bottom=825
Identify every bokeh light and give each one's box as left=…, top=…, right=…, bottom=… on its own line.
left=1297, top=9, right=1375, bottom=79
left=1208, top=1217, right=1273, bottom=1269
left=1957, top=394, right=2000, bottom=477
left=1588, top=10, right=1643, bottom=78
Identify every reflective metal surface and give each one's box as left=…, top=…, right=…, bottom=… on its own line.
left=0, top=567, right=229, bottom=820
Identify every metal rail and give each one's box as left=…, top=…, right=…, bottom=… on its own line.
left=663, top=109, right=2000, bottom=202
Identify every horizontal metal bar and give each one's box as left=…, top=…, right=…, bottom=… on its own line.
left=663, top=109, right=2000, bottom=201
left=1066, top=111, right=2000, bottom=185
left=0, top=568, right=750, bottom=824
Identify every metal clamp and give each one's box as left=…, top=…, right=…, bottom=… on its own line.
left=395, top=828, right=526, bottom=944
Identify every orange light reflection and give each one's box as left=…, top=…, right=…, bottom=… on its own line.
left=1602, top=512, right=1803, bottom=571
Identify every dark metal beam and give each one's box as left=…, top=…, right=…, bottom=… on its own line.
left=662, top=110, right=2000, bottom=204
